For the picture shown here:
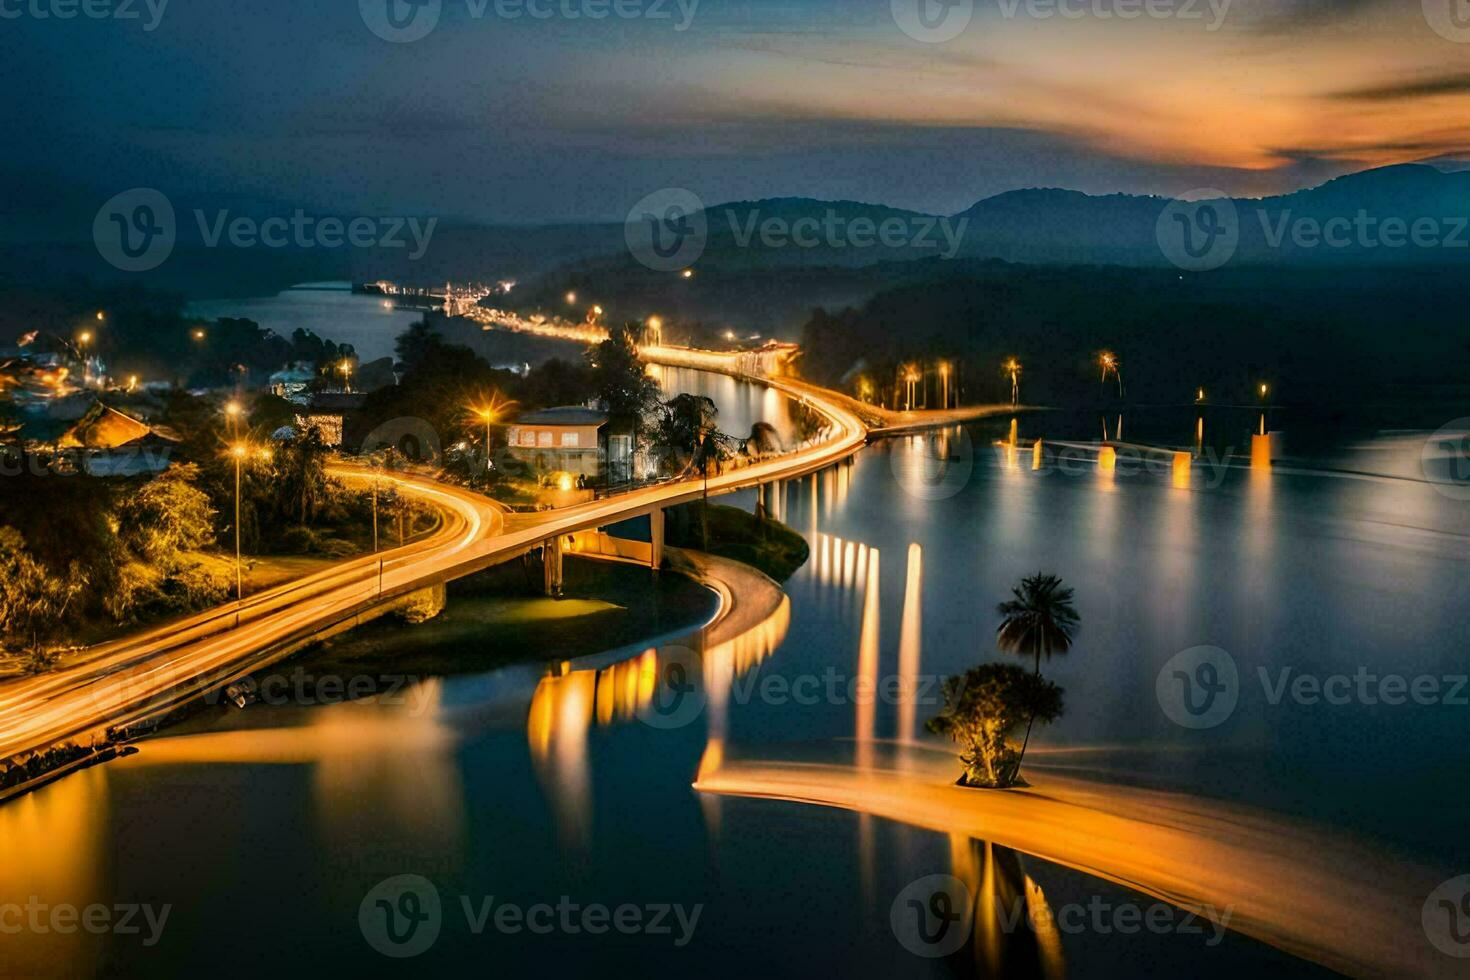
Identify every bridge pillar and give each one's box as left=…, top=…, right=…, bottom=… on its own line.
left=649, top=507, right=665, bottom=570
left=543, top=535, right=564, bottom=597
left=400, top=583, right=446, bottom=624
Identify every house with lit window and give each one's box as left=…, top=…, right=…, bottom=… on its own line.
left=505, top=407, right=632, bottom=482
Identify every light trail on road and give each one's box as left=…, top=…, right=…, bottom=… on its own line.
left=0, top=354, right=865, bottom=762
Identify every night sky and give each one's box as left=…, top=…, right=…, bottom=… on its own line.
left=4, top=0, right=1470, bottom=230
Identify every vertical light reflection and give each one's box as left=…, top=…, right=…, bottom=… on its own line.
left=897, top=542, right=923, bottom=743
left=856, top=547, right=881, bottom=903
left=312, top=679, right=466, bottom=868
left=0, top=766, right=109, bottom=978
left=527, top=669, right=595, bottom=850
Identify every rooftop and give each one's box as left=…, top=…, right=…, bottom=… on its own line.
left=513, top=406, right=608, bottom=427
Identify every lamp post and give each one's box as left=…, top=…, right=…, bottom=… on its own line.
left=339, top=359, right=353, bottom=393
left=1099, top=351, right=1123, bottom=397
left=225, top=399, right=242, bottom=440
left=1004, top=358, right=1021, bottom=407
left=231, top=443, right=247, bottom=607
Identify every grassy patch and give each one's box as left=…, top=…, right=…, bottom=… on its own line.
left=278, top=555, right=718, bottom=680
left=665, top=502, right=810, bottom=582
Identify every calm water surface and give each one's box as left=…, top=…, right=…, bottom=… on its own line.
left=3, top=386, right=1468, bottom=978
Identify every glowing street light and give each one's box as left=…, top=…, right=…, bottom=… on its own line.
left=681, top=269, right=694, bottom=279
left=191, top=328, right=206, bottom=342
left=1099, top=351, right=1123, bottom=397
left=229, top=442, right=249, bottom=605
left=1195, top=387, right=1205, bottom=404
left=565, top=291, right=578, bottom=305
left=225, top=399, right=243, bottom=438
left=939, top=361, right=952, bottom=408
left=338, top=359, right=353, bottom=392
left=95, top=311, right=105, bottom=322
left=903, top=365, right=921, bottom=410
left=1259, top=382, right=1269, bottom=400
left=1004, top=358, right=1021, bottom=407
left=126, top=375, right=138, bottom=393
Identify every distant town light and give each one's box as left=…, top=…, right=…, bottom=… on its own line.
left=565, top=291, right=577, bottom=304
left=77, top=330, right=92, bottom=345
left=95, top=311, right=105, bottom=321
left=681, top=269, right=694, bottom=279
left=225, top=400, right=242, bottom=417
left=192, top=328, right=206, bottom=341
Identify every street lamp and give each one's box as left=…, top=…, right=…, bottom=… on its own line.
left=472, top=404, right=498, bottom=471
left=1099, top=351, right=1123, bottom=397
left=192, top=328, right=206, bottom=342
left=76, top=331, right=93, bottom=386
left=1195, top=387, right=1205, bottom=404
left=939, top=361, right=952, bottom=408
left=230, top=443, right=248, bottom=606
left=903, top=365, right=920, bottom=410
left=681, top=269, right=694, bottom=279
left=338, top=359, right=353, bottom=392
left=1004, top=358, right=1021, bottom=407
left=565, top=291, right=577, bottom=305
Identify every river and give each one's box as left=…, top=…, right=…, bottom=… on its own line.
left=4, top=347, right=1469, bottom=976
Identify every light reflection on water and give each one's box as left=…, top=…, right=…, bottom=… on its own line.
left=3, top=396, right=1468, bottom=976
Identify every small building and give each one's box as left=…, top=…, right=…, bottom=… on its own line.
left=505, top=407, right=632, bottom=482
left=296, top=392, right=367, bottom=448
left=45, top=402, right=180, bottom=475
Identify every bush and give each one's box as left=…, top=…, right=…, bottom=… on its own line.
left=276, top=526, right=318, bottom=554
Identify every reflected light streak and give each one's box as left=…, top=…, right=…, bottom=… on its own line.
left=695, top=750, right=1447, bottom=978
left=896, top=543, right=923, bottom=743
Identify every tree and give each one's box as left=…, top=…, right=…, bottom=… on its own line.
left=651, top=394, right=732, bottom=547
left=995, top=572, right=1079, bottom=760
left=587, top=325, right=660, bottom=445
left=742, top=421, right=782, bottom=460
left=0, top=527, right=88, bottom=657
left=927, top=663, right=1064, bottom=788
left=276, top=427, right=330, bottom=525
left=116, top=464, right=216, bottom=561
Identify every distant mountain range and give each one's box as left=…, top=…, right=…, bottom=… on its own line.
left=7, top=163, right=1470, bottom=304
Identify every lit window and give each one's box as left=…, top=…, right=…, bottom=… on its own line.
left=538, top=431, right=553, bottom=447
left=561, top=432, right=579, bottom=448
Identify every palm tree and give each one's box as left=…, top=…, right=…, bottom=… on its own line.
left=996, top=572, right=1079, bottom=763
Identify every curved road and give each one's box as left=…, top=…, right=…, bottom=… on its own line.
left=0, top=360, right=865, bottom=760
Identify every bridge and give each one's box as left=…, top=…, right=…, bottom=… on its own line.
left=0, top=353, right=865, bottom=761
